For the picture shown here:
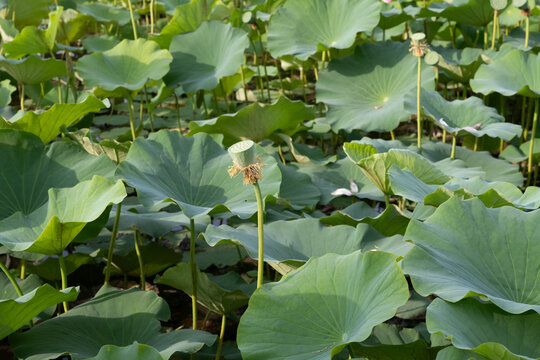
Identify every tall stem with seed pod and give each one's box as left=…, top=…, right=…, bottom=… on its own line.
left=228, top=140, right=265, bottom=288
left=410, top=33, right=427, bottom=149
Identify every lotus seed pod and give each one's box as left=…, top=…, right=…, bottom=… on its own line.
left=411, top=33, right=426, bottom=43
left=242, top=11, right=255, bottom=24
left=490, top=0, right=507, bottom=10
left=228, top=140, right=256, bottom=168
left=513, top=0, right=528, bottom=9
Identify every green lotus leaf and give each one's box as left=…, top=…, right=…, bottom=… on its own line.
left=504, top=27, right=540, bottom=50
left=203, top=218, right=397, bottom=263
left=0, top=94, right=108, bottom=143
left=501, top=139, right=540, bottom=163
left=433, top=46, right=484, bottom=83
left=422, top=0, right=494, bottom=27
left=0, top=55, right=66, bottom=84
left=266, top=0, right=381, bottom=60
left=76, top=38, right=172, bottom=93
left=26, top=253, right=93, bottom=282
left=164, top=21, right=249, bottom=92
left=87, top=343, right=163, bottom=360
left=345, top=146, right=450, bottom=195
left=349, top=323, right=436, bottom=360
left=0, top=281, right=79, bottom=340
left=81, top=35, right=120, bottom=53
left=275, top=162, right=321, bottom=210
left=158, top=263, right=250, bottom=315
left=427, top=298, right=540, bottom=360
left=188, top=96, right=315, bottom=144
left=405, top=90, right=521, bottom=141
left=378, top=6, right=417, bottom=30
left=471, top=49, right=540, bottom=97
left=116, top=130, right=281, bottom=219
left=9, top=286, right=216, bottom=360
left=292, top=158, right=385, bottom=204
left=403, top=197, right=540, bottom=314
left=0, top=175, right=126, bottom=255
left=4, top=0, right=54, bottom=29
left=317, top=41, right=435, bottom=132
left=436, top=347, right=490, bottom=360
left=0, top=129, right=116, bottom=220
left=0, top=79, right=15, bottom=107
left=77, top=1, right=135, bottom=26
left=55, top=9, right=92, bottom=44
left=153, top=0, right=216, bottom=49
left=2, top=6, right=62, bottom=59
left=237, top=251, right=409, bottom=360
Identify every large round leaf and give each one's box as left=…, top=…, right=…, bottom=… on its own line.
left=427, top=298, right=540, bottom=360
left=203, top=219, right=399, bottom=263
left=421, top=0, right=494, bottom=27
left=0, top=176, right=126, bottom=255
left=471, top=49, right=540, bottom=98
left=9, top=286, right=216, bottom=360
left=116, top=130, right=281, bottom=219
left=0, top=55, right=66, bottom=85
left=317, top=41, right=435, bottom=132
left=164, top=21, right=249, bottom=92
left=5, top=0, right=54, bottom=29
left=0, top=130, right=116, bottom=220
left=188, top=96, right=315, bottom=145
left=266, top=0, right=381, bottom=60
left=77, top=1, right=135, bottom=26
left=76, top=38, right=172, bottom=93
left=237, top=250, right=409, bottom=359
left=403, top=197, right=540, bottom=314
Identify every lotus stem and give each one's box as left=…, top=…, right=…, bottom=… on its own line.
left=527, top=98, right=539, bottom=186
left=126, top=95, right=137, bottom=140
left=149, top=0, right=155, bottom=34
left=301, top=67, right=307, bottom=103
left=416, top=56, right=422, bottom=148
left=525, top=15, right=530, bottom=48
left=474, top=137, right=479, bottom=151
left=174, top=94, right=182, bottom=131
left=220, top=82, right=230, bottom=113
left=442, top=129, right=447, bottom=143
left=58, top=253, right=69, bottom=312
left=451, top=135, right=457, bottom=159
left=491, top=11, right=498, bottom=50
left=384, top=193, right=390, bottom=207
left=390, top=130, right=395, bottom=140
left=126, top=0, right=138, bottom=40
left=190, top=218, right=198, bottom=329
left=143, top=85, right=154, bottom=132
left=521, top=96, right=527, bottom=143
left=253, top=181, right=265, bottom=288
left=0, top=260, right=23, bottom=297
left=256, top=28, right=271, bottom=102
left=215, top=314, right=226, bottom=360
left=20, top=259, right=26, bottom=279
left=240, top=65, right=249, bottom=104
left=132, top=227, right=145, bottom=290
left=104, top=203, right=122, bottom=285
left=18, top=83, right=24, bottom=111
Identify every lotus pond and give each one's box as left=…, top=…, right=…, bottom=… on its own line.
left=1, top=0, right=540, bottom=359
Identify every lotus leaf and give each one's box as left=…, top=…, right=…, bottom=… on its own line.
left=26, top=253, right=93, bottom=282
left=422, top=0, right=494, bottom=27
left=164, top=21, right=249, bottom=92
left=403, top=197, right=540, bottom=314
left=275, top=162, right=321, bottom=210
left=0, top=79, right=15, bottom=107
left=77, top=2, right=135, bottom=26
left=87, top=343, right=163, bottom=360
left=427, top=298, right=540, bottom=360
left=116, top=130, right=281, bottom=219
left=317, top=41, right=435, bottom=132
left=81, top=35, right=120, bottom=53
left=76, top=38, right=172, bottom=94
left=0, top=94, right=108, bottom=143
left=266, top=0, right=381, bottom=60
left=0, top=55, right=66, bottom=85
left=9, top=286, right=216, bottom=360
left=4, top=0, right=54, bottom=29
left=237, top=251, right=409, bottom=360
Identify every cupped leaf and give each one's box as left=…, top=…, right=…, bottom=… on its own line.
left=422, top=0, right=494, bottom=27
left=471, top=49, right=540, bottom=97
left=9, top=286, right=216, bottom=360
left=0, top=129, right=116, bottom=220
left=203, top=218, right=396, bottom=263
left=237, top=251, right=409, bottom=360
left=77, top=1, right=135, bottom=25
left=0, top=175, right=126, bottom=254
left=0, top=275, right=79, bottom=339
left=266, top=0, right=381, bottom=60
left=317, top=41, right=435, bottom=132
left=403, top=197, right=540, bottom=314
left=0, top=94, right=108, bottom=143
left=164, top=21, right=249, bottom=92
left=405, top=90, right=521, bottom=141
left=158, top=263, right=250, bottom=315
left=0, top=55, right=66, bottom=84
left=76, top=38, right=172, bottom=93
left=4, top=0, right=54, bottom=29
left=188, top=96, right=315, bottom=145
left=116, top=130, right=281, bottom=219
left=427, top=298, right=540, bottom=360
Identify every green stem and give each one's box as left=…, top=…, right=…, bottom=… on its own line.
left=143, top=85, right=154, bottom=132
left=451, top=135, right=457, bottom=159
left=190, top=218, right=198, bottom=329
left=219, top=81, right=230, bottom=113
left=215, top=314, right=226, bottom=360
left=384, top=193, right=390, bottom=207
left=239, top=65, right=249, bottom=104
left=126, top=0, right=138, bottom=39
left=474, top=137, right=479, bottom=151
left=0, top=261, right=23, bottom=297
left=58, top=253, right=69, bottom=312
left=133, top=228, right=145, bottom=290
left=19, top=83, right=24, bottom=111
left=105, top=203, right=122, bottom=285
left=491, top=11, right=498, bottom=50
left=257, top=29, right=271, bottom=102
left=416, top=56, right=422, bottom=149
left=442, top=128, right=447, bottom=143
left=20, top=259, right=26, bottom=279
left=174, top=94, right=182, bottom=131
left=521, top=96, right=527, bottom=143
left=525, top=15, right=530, bottom=48
left=253, top=181, right=264, bottom=288
left=149, top=0, right=155, bottom=34
left=126, top=95, right=137, bottom=141
left=527, top=98, right=539, bottom=186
